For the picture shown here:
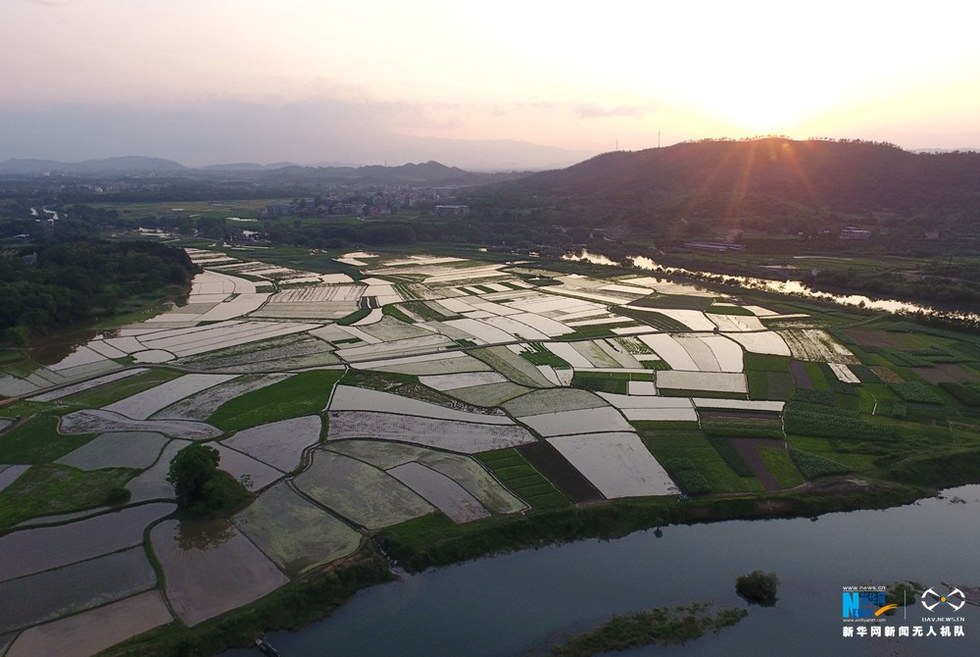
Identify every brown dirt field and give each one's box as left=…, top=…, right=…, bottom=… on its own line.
left=870, top=366, right=903, bottom=383
left=730, top=438, right=782, bottom=492
left=843, top=329, right=903, bottom=349
left=517, top=441, right=603, bottom=503
left=912, top=364, right=979, bottom=385
left=789, top=360, right=813, bottom=389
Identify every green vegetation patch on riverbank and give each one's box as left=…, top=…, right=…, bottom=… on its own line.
left=546, top=602, right=747, bottom=657
left=208, top=370, right=342, bottom=431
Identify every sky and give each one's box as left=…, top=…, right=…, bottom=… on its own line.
left=2, top=0, right=979, bottom=168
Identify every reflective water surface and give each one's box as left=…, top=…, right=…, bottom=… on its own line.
left=224, top=486, right=980, bottom=657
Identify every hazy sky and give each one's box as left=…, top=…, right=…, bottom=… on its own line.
left=3, top=0, right=979, bottom=167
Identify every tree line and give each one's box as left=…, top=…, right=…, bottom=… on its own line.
left=0, top=239, right=197, bottom=345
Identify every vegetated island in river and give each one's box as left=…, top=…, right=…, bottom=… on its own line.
left=535, top=602, right=747, bottom=657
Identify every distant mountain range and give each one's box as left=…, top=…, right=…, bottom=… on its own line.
left=488, top=138, right=980, bottom=237
left=0, top=157, right=526, bottom=186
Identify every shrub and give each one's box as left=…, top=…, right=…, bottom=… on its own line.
left=735, top=571, right=779, bottom=606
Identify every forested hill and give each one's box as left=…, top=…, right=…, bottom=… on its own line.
left=0, top=241, right=197, bottom=344
left=484, top=138, right=980, bottom=238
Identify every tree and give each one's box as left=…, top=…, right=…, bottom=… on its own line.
left=167, top=444, right=220, bottom=511
left=167, top=444, right=251, bottom=517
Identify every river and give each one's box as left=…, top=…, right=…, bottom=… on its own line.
left=223, top=486, right=980, bottom=656
left=563, top=249, right=980, bottom=323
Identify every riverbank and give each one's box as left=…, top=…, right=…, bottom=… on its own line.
left=95, top=478, right=935, bottom=657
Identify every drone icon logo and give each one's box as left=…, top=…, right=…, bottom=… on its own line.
left=921, top=588, right=966, bottom=612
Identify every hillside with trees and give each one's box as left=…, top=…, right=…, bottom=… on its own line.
left=0, top=240, right=197, bottom=344
left=483, top=138, right=980, bottom=240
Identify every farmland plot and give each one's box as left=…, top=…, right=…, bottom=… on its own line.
left=30, top=369, right=149, bottom=402
left=126, top=439, right=191, bottom=502
left=674, top=335, right=720, bottom=371
left=415, top=452, right=525, bottom=514
left=56, top=432, right=168, bottom=471
left=388, top=462, right=490, bottom=523
left=691, top=398, right=784, bottom=412
left=137, top=320, right=321, bottom=358
left=598, top=393, right=698, bottom=422
left=444, top=317, right=516, bottom=344
left=483, top=316, right=550, bottom=340
left=336, top=334, right=453, bottom=362
left=706, top=313, right=766, bottom=332
left=327, top=440, right=431, bottom=469
left=624, top=307, right=716, bottom=331
left=213, top=445, right=284, bottom=491
left=779, top=329, right=859, bottom=364
left=0, top=502, right=175, bottom=582
left=657, top=371, right=748, bottom=393
left=419, top=372, right=508, bottom=391
left=46, top=346, right=108, bottom=372
left=542, top=342, right=594, bottom=369
left=696, top=334, right=745, bottom=372
left=467, top=346, right=555, bottom=388
left=547, top=432, right=678, bottom=498
left=571, top=341, right=622, bottom=368
left=593, top=339, right=644, bottom=369
left=327, top=411, right=536, bottom=452
left=828, top=363, right=860, bottom=384
left=151, top=518, right=288, bottom=626
left=503, top=388, right=608, bottom=417
left=60, top=409, right=223, bottom=440
left=0, top=465, right=29, bottom=493
left=358, top=316, right=434, bottom=341
left=221, top=416, right=321, bottom=473
left=724, top=331, right=791, bottom=356
left=442, top=381, right=532, bottom=406
left=327, top=440, right=524, bottom=514
left=295, top=451, right=433, bottom=529
left=638, top=334, right=699, bottom=371
left=330, top=386, right=513, bottom=424
left=154, top=374, right=292, bottom=420
left=5, top=591, right=172, bottom=657
left=0, top=547, right=156, bottom=634
left=518, top=406, right=632, bottom=436
left=366, top=353, right=494, bottom=376
left=233, top=482, right=361, bottom=576
left=104, top=374, right=237, bottom=420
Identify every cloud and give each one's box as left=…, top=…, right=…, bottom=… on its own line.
left=576, top=102, right=659, bottom=119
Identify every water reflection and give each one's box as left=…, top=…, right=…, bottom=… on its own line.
left=175, top=517, right=236, bottom=551
left=29, top=328, right=119, bottom=366
left=564, top=250, right=980, bottom=323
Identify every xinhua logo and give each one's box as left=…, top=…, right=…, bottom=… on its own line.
left=843, top=591, right=896, bottom=619
left=922, top=588, right=967, bottom=612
